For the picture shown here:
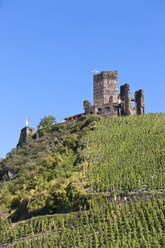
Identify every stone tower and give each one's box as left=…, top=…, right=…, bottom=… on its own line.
left=86, top=70, right=145, bottom=118
left=94, top=71, right=118, bottom=105
left=64, top=70, right=145, bottom=120
left=135, top=89, right=145, bottom=115
left=18, top=127, right=36, bottom=146
left=120, top=84, right=132, bottom=116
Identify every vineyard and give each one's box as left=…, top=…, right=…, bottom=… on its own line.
left=0, top=196, right=165, bottom=247
left=82, top=113, right=165, bottom=192
left=0, top=113, right=165, bottom=247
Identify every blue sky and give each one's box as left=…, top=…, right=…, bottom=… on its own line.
left=0, top=0, right=164, bottom=158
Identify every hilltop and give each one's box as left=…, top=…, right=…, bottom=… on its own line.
left=0, top=113, right=165, bottom=247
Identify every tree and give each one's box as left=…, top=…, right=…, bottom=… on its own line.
left=37, top=116, right=56, bottom=135
left=83, top=100, right=91, bottom=115
left=38, top=116, right=56, bottom=129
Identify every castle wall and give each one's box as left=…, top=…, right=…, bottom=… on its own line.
left=65, top=70, right=145, bottom=121
left=91, top=71, right=145, bottom=118
left=135, top=89, right=145, bottom=115
left=120, top=84, right=132, bottom=116
left=18, top=127, right=36, bottom=146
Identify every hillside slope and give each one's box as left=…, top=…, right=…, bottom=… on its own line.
left=0, top=113, right=165, bottom=247
left=0, top=115, right=100, bottom=220
left=82, top=113, right=165, bottom=192
left=0, top=196, right=164, bottom=247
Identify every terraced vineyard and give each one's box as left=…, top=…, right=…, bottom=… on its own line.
left=0, top=196, right=164, bottom=247
left=0, top=113, right=165, bottom=247
left=82, top=113, right=165, bottom=192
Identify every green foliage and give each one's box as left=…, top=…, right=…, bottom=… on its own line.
left=38, top=115, right=56, bottom=129
left=0, top=114, right=99, bottom=221
left=83, top=100, right=91, bottom=114
left=37, top=115, right=56, bottom=136
left=83, top=114, right=101, bottom=126
left=63, top=133, right=79, bottom=150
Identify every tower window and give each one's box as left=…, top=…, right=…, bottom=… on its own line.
left=105, top=107, right=110, bottom=112
left=114, top=106, right=118, bottom=112
left=98, top=108, right=102, bottom=113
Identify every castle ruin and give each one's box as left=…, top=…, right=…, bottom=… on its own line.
left=18, top=70, right=145, bottom=143
left=87, top=71, right=145, bottom=118
left=18, top=127, right=36, bottom=146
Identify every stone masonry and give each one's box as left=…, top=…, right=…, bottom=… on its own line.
left=88, top=71, right=145, bottom=118
left=94, top=71, right=118, bottom=105
left=135, top=89, right=145, bottom=115
left=18, top=127, right=36, bottom=146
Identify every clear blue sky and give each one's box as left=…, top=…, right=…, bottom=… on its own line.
left=0, top=0, right=164, bottom=158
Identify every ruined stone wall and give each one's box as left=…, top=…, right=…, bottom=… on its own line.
left=135, top=89, right=145, bottom=115
left=92, top=71, right=145, bottom=118
left=67, top=70, right=145, bottom=121
left=18, top=127, right=36, bottom=146
left=90, top=96, right=118, bottom=118
left=120, top=84, right=132, bottom=116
